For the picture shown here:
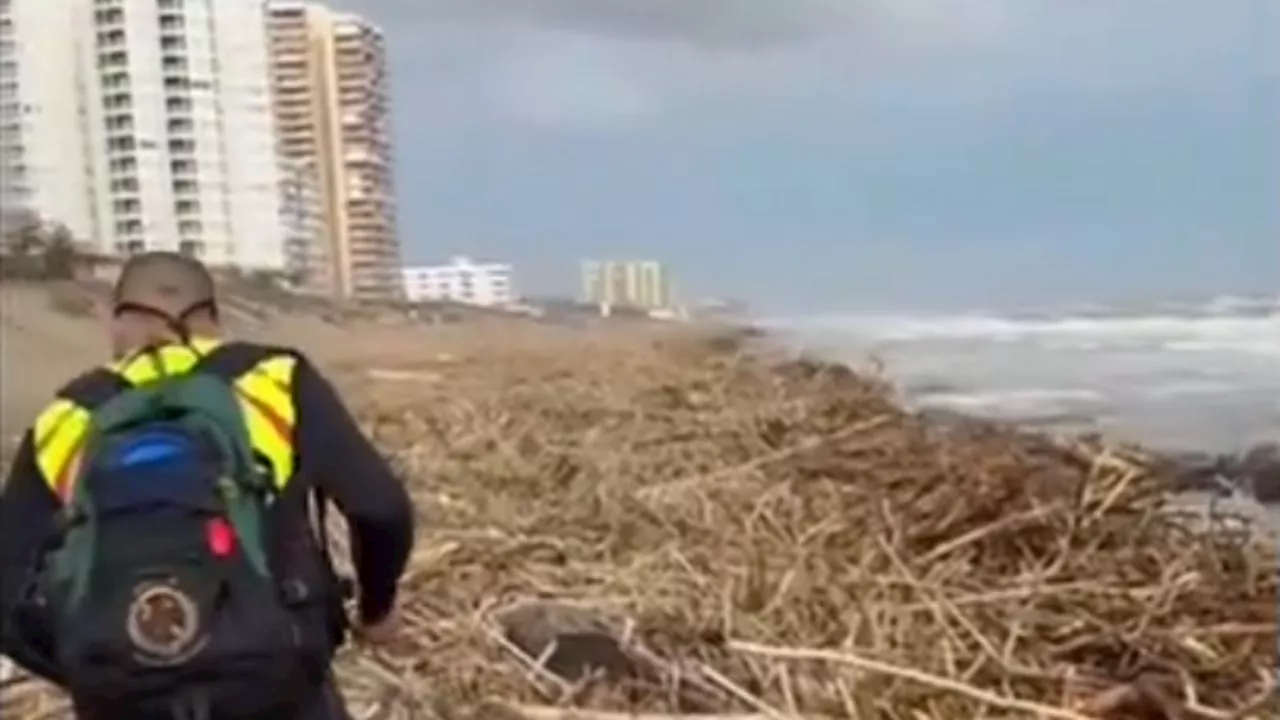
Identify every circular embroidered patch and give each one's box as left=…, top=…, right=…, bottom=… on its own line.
left=125, top=580, right=204, bottom=664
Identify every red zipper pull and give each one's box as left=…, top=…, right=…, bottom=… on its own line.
left=207, top=517, right=237, bottom=558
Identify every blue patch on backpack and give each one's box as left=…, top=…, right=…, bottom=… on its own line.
left=92, top=428, right=217, bottom=511
left=114, top=432, right=190, bottom=467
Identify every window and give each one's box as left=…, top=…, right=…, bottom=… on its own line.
left=96, top=29, right=125, bottom=48
left=171, top=159, right=195, bottom=175
left=168, top=138, right=194, bottom=153
left=164, top=76, right=190, bottom=91
left=103, top=93, right=131, bottom=110
left=165, top=96, right=191, bottom=113
left=104, top=115, right=133, bottom=132
left=175, top=199, right=199, bottom=215
left=166, top=117, right=192, bottom=133
left=159, top=16, right=184, bottom=33
left=161, top=57, right=188, bottom=73
left=94, top=8, right=124, bottom=24
left=109, top=177, right=138, bottom=192
left=101, top=71, right=129, bottom=90
left=114, top=219, right=142, bottom=236
left=158, top=0, right=183, bottom=8
left=112, top=198, right=139, bottom=215
left=98, top=50, right=128, bottom=69
left=107, top=136, right=135, bottom=152
left=108, top=157, right=136, bottom=173
left=139, top=139, right=157, bottom=150
left=178, top=240, right=202, bottom=257
left=178, top=220, right=202, bottom=235
left=159, top=37, right=185, bottom=52
left=173, top=179, right=197, bottom=194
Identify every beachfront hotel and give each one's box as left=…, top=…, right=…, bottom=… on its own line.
left=266, top=1, right=401, bottom=300
left=580, top=259, right=673, bottom=311
left=1, top=0, right=288, bottom=270
left=402, top=256, right=515, bottom=307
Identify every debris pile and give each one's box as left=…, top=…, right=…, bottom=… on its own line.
left=5, top=327, right=1275, bottom=719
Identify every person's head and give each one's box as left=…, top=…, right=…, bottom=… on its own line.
left=109, top=251, right=220, bottom=358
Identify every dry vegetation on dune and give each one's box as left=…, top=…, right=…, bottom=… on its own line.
left=4, top=324, right=1277, bottom=720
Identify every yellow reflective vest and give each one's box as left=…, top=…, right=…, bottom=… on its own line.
left=31, top=338, right=299, bottom=502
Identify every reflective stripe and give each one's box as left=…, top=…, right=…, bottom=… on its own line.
left=110, top=338, right=222, bottom=385
left=31, top=341, right=298, bottom=498
left=33, top=399, right=92, bottom=501
left=233, top=354, right=298, bottom=487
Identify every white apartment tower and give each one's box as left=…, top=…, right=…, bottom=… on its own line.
left=2, top=0, right=287, bottom=270
left=1, top=0, right=95, bottom=241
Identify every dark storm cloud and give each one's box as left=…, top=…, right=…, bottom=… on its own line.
left=347, top=0, right=855, bottom=49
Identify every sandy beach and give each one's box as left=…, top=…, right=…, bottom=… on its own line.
left=2, top=281, right=1276, bottom=720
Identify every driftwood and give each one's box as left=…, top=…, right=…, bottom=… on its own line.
left=4, top=326, right=1275, bottom=720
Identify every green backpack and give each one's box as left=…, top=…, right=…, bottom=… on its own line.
left=43, top=360, right=322, bottom=719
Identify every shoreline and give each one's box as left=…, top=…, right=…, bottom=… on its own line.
left=744, top=320, right=1280, bottom=507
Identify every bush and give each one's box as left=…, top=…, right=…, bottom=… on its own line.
left=46, top=283, right=97, bottom=317
left=1, top=220, right=80, bottom=280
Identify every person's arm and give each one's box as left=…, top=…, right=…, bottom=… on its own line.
left=292, top=357, right=415, bottom=625
left=0, top=433, right=66, bottom=684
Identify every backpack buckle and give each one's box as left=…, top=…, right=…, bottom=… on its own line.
left=280, top=578, right=311, bottom=605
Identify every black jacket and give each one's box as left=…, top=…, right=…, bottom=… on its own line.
left=0, top=341, right=415, bottom=683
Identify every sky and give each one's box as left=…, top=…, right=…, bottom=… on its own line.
left=339, top=0, right=1278, bottom=313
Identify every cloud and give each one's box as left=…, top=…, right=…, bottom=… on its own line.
left=346, top=0, right=856, bottom=49
left=338, top=0, right=1262, bottom=131
left=477, top=34, right=662, bottom=128
left=348, top=0, right=1022, bottom=55
left=403, top=0, right=851, bottom=49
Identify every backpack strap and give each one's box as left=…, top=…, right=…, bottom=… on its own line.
left=190, top=341, right=278, bottom=386
left=57, top=368, right=131, bottom=414
left=194, top=344, right=340, bottom=582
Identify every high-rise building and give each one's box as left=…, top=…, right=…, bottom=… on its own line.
left=1, top=0, right=95, bottom=241
left=580, top=259, right=672, bottom=310
left=1, top=0, right=287, bottom=269
left=267, top=1, right=400, bottom=300
left=279, top=157, right=324, bottom=285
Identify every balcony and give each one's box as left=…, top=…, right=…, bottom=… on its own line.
left=272, top=53, right=307, bottom=68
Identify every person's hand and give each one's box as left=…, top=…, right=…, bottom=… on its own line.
left=353, top=609, right=402, bottom=648
left=355, top=609, right=419, bottom=656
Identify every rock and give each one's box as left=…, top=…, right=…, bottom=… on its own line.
left=1235, top=442, right=1280, bottom=503
left=495, top=600, right=640, bottom=684
left=1160, top=451, right=1233, bottom=495
left=493, top=600, right=724, bottom=712
left=1161, top=443, right=1280, bottom=504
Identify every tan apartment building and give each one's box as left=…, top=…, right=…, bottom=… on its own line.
left=580, top=259, right=672, bottom=310
left=266, top=1, right=401, bottom=300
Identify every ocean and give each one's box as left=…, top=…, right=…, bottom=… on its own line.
left=766, top=296, right=1278, bottom=455
left=764, top=296, right=1280, bottom=529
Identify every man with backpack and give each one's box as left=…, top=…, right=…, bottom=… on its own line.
left=0, top=251, right=415, bottom=719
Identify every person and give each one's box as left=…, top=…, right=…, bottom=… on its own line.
left=0, top=252, right=415, bottom=720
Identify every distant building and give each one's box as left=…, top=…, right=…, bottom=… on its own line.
left=279, top=159, right=325, bottom=288
left=2, top=0, right=287, bottom=268
left=402, top=256, right=514, bottom=307
left=580, top=259, right=672, bottom=310
left=267, top=1, right=401, bottom=300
